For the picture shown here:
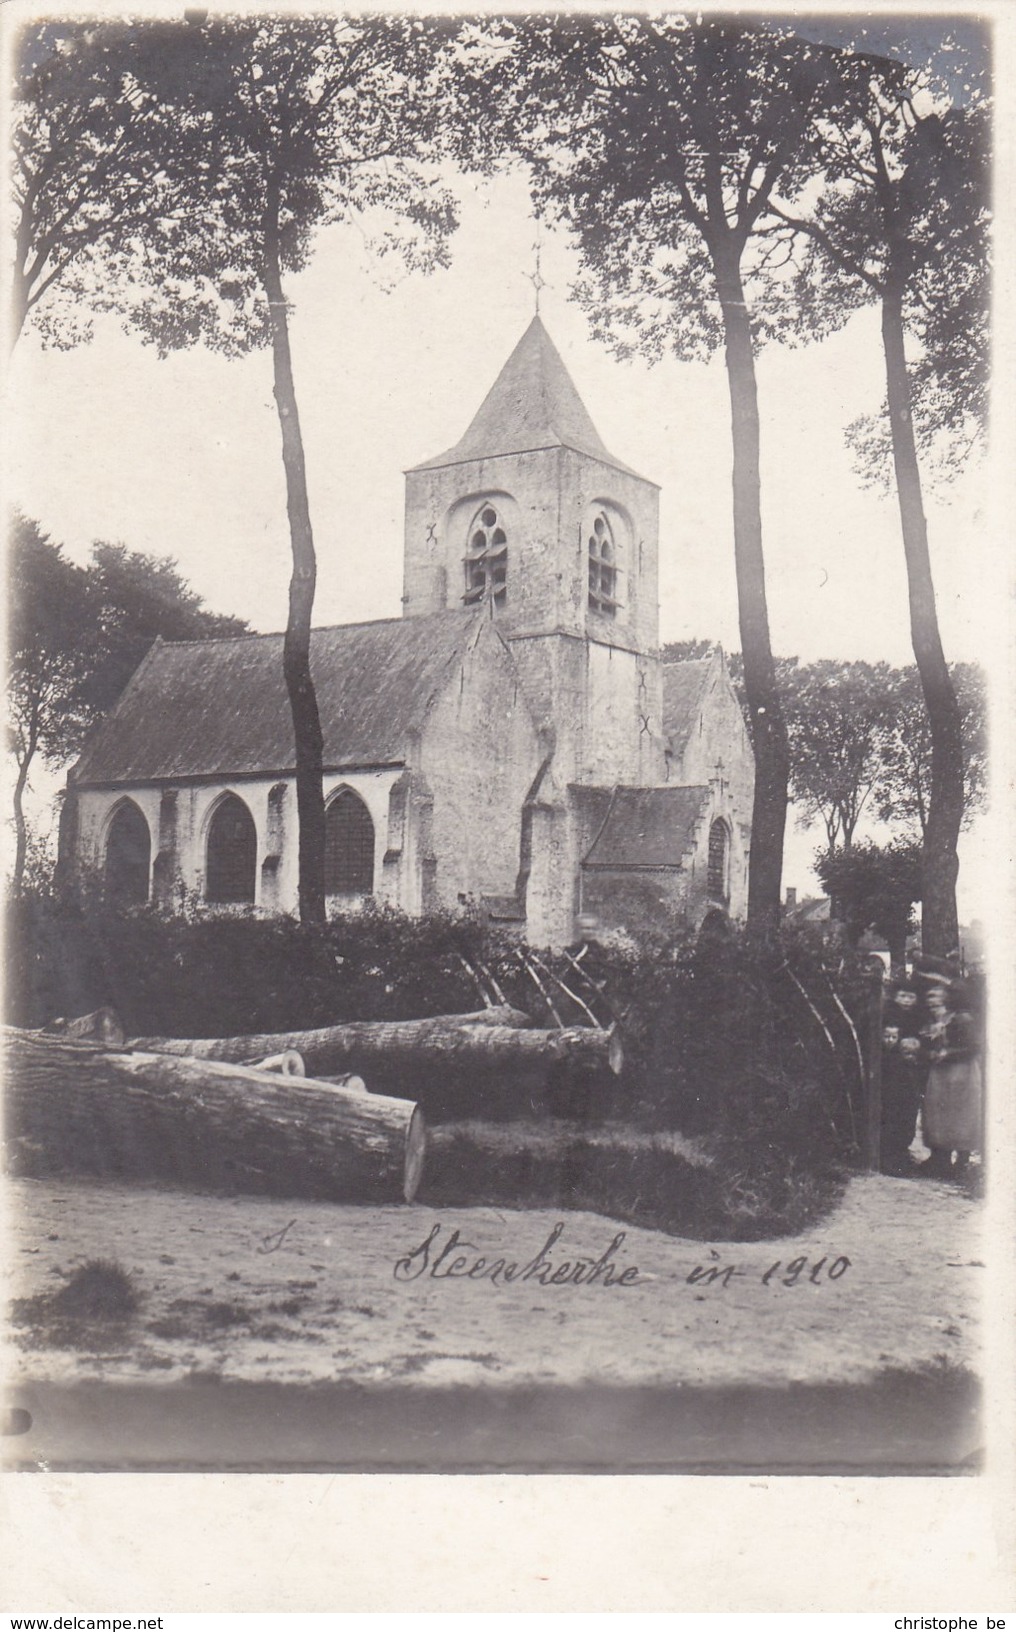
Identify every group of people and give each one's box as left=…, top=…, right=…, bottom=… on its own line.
left=879, top=953, right=984, bottom=1180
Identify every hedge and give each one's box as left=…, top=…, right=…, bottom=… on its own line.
left=6, top=892, right=874, bottom=1161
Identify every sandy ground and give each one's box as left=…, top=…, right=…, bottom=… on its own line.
left=4, top=1171, right=982, bottom=1392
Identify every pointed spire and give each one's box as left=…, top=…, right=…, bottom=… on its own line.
left=410, top=316, right=643, bottom=478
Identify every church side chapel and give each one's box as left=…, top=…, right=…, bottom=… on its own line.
left=64, top=317, right=755, bottom=947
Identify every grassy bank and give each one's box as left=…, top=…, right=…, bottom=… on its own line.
left=424, top=1120, right=848, bottom=1241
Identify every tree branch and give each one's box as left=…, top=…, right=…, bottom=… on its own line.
left=762, top=197, right=884, bottom=294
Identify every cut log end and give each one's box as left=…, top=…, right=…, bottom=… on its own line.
left=403, top=1106, right=427, bottom=1203
left=250, top=1050, right=305, bottom=1077
left=321, top=1073, right=367, bottom=1094
left=608, top=1025, right=624, bottom=1076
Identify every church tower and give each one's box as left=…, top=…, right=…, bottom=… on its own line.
left=403, top=317, right=665, bottom=789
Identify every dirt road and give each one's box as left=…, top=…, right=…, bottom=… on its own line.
left=6, top=1170, right=982, bottom=1392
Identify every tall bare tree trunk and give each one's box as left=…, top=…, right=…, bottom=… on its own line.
left=11, top=752, right=32, bottom=896
left=10, top=278, right=29, bottom=353
left=263, top=180, right=326, bottom=923
left=715, top=240, right=790, bottom=939
left=10, top=198, right=34, bottom=352
left=882, top=283, right=964, bottom=956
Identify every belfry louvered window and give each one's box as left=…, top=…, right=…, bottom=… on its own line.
left=463, top=503, right=507, bottom=608
left=588, top=511, right=620, bottom=617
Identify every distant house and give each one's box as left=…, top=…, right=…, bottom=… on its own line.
left=783, top=889, right=925, bottom=971
left=63, top=317, right=754, bottom=947
left=783, top=891, right=832, bottom=931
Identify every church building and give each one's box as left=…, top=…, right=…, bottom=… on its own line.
left=64, top=317, right=755, bottom=947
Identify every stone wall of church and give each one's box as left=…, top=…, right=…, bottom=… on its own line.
left=577, top=781, right=750, bottom=942
left=417, top=619, right=542, bottom=911
left=73, top=767, right=407, bottom=915
left=75, top=783, right=164, bottom=894
left=677, top=785, right=751, bottom=926
left=561, top=449, right=660, bottom=657
left=584, top=641, right=666, bottom=787
left=671, top=656, right=755, bottom=821
left=578, top=866, right=689, bottom=943
left=524, top=797, right=578, bottom=949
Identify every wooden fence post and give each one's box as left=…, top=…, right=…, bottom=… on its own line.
left=863, top=968, right=885, bottom=1171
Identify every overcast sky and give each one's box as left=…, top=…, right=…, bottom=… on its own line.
left=8, top=165, right=992, bottom=654
left=5, top=116, right=998, bottom=916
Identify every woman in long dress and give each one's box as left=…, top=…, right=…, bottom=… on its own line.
left=919, top=972, right=983, bottom=1178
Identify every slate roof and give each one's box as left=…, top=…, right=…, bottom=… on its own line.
left=661, top=656, right=714, bottom=759
left=568, top=785, right=616, bottom=863
left=581, top=785, right=712, bottom=869
left=785, top=896, right=832, bottom=925
left=410, top=316, right=648, bottom=481
left=72, top=610, right=486, bottom=786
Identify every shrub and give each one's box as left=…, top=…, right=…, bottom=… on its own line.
left=51, top=1258, right=140, bottom=1320
left=6, top=892, right=875, bottom=1212
left=10, top=1257, right=141, bottom=1350
left=5, top=895, right=527, bottom=1036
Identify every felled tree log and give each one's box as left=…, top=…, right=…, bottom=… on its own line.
left=386, top=1022, right=624, bottom=1075
left=126, top=1005, right=545, bottom=1075
left=3, top=1027, right=425, bottom=1203
left=462, top=1005, right=532, bottom=1028
left=127, top=1016, right=622, bottom=1082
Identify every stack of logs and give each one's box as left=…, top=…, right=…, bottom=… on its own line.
left=3, top=1003, right=622, bottom=1207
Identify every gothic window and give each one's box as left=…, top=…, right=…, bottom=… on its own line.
left=463, top=502, right=507, bottom=608
left=707, top=819, right=730, bottom=903
left=104, top=800, right=151, bottom=906
left=325, top=789, right=375, bottom=896
left=588, top=511, right=620, bottom=618
left=206, top=793, right=257, bottom=904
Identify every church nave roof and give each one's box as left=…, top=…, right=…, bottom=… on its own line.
left=72, top=609, right=489, bottom=786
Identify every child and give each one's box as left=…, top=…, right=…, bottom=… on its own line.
left=879, top=987, right=926, bottom=1176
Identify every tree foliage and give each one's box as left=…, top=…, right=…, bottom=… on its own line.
left=661, top=638, right=716, bottom=665
left=759, top=34, right=990, bottom=954
left=771, top=48, right=990, bottom=485
left=878, top=662, right=987, bottom=836
left=782, top=660, right=895, bottom=848
left=10, top=23, right=192, bottom=348
left=98, top=17, right=458, bottom=357
left=12, top=17, right=457, bottom=352
left=723, top=650, right=985, bottom=844
left=8, top=514, right=94, bottom=768
left=6, top=512, right=247, bottom=893
left=12, top=15, right=459, bottom=923
left=815, top=837, right=922, bottom=967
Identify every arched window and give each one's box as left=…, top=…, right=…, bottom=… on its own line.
left=105, top=800, right=151, bottom=906
left=206, top=793, right=257, bottom=904
left=463, top=502, right=507, bottom=608
left=325, top=789, right=375, bottom=897
left=588, top=511, right=619, bottom=618
left=707, top=819, right=730, bottom=902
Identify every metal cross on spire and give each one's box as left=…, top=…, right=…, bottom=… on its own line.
left=525, top=235, right=549, bottom=315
